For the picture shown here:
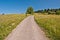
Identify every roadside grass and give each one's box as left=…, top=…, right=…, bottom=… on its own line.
left=34, top=14, right=60, bottom=40
left=0, top=14, right=27, bottom=40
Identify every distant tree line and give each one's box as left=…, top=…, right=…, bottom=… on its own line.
left=34, top=8, right=60, bottom=15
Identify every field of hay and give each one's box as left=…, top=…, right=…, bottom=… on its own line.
left=35, top=14, right=60, bottom=40
left=0, top=14, right=27, bottom=40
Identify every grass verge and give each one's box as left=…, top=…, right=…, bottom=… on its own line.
left=0, top=14, right=27, bottom=40
left=34, top=14, right=60, bottom=40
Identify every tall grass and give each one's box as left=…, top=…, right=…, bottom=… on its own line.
left=0, top=14, right=27, bottom=40
left=35, top=14, right=60, bottom=40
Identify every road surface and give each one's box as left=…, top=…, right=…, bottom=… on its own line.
left=5, top=15, right=49, bottom=40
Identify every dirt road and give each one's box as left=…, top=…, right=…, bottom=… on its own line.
left=5, top=15, right=49, bottom=40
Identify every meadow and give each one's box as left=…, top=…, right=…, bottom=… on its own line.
left=0, top=14, right=27, bottom=40
left=35, top=14, right=60, bottom=40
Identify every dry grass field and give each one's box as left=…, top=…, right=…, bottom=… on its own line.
left=35, top=14, right=60, bottom=40
left=0, top=14, right=27, bottom=40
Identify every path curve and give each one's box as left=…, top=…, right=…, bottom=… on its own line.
left=5, top=15, right=49, bottom=40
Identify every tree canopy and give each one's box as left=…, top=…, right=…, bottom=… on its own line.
left=26, top=7, right=34, bottom=15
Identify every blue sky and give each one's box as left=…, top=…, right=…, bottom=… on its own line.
left=0, top=0, right=60, bottom=14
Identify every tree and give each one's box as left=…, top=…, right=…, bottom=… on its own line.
left=26, top=7, right=34, bottom=15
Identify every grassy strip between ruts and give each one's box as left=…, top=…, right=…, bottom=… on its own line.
left=0, top=14, right=28, bottom=40
left=34, top=14, right=60, bottom=40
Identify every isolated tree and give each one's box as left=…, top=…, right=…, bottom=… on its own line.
left=26, top=7, right=34, bottom=15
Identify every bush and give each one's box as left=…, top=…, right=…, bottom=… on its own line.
left=56, top=11, right=60, bottom=15
left=48, top=11, right=56, bottom=15
left=48, top=11, right=51, bottom=14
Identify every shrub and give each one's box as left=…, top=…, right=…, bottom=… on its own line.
left=56, top=11, right=60, bottom=15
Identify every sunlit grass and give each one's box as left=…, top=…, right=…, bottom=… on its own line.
left=35, top=14, right=60, bottom=40
left=0, top=14, right=27, bottom=40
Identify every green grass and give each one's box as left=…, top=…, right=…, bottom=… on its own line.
left=0, top=14, right=27, bottom=40
left=35, top=14, right=60, bottom=40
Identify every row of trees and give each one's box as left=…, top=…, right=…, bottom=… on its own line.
left=26, top=7, right=60, bottom=15
left=1, top=7, right=60, bottom=15
left=34, top=8, right=60, bottom=15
